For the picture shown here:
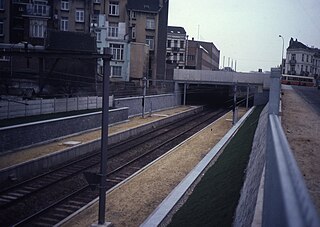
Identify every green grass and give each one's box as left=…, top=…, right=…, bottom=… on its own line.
left=168, top=105, right=264, bottom=227
left=0, top=108, right=102, bottom=127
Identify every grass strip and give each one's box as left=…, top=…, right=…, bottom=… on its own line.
left=168, top=105, right=264, bottom=227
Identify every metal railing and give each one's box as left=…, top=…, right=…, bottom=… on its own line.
left=263, top=68, right=320, bottom=227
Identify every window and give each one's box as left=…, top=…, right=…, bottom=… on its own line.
left=306, top=55, right=309, bottom=62
left=174, top=40, right=178, bottom=47
left=291, top=53, right=296, bottom=60
left=0, top=55, right=10, bottom=61
left=306, top=65, right=308, bottom=72
left=109, top=2, right=119, bottom=16
left=60, top=17, right=68, bottom=31
left=167, top=40, right=171, bottom=48
left=111, top=66, right=122, bottom=77
left=30, top=19, right=46, bottom=38
left=33, top=2, right=48, bottom=16
left=180, top=40, right=185, bottom=48
left=130, top=11, right=136, bottom=19
left=173, top=53, right=177, bottom=61
left=179, top=53, right=184, bottom=61
left=0, top=0, right=4, bottom=10
left=0, top=21, right=3, bottom=36
left=75, top=9, right=84, bottom=22
left=96, top=30, right=101, bottom=42
left=110, top=43, right=124, bottom=60
left=146, top=18, right=155, bottom=30
left=188, top=55, right=195, bottom=61
left=301, top=65, right=304, bottom=71
left=132, top=26, right=136, bottom=39
left=61, top=0, right=69, bottom=10
left=108, top=22, right=118, bottom=38
left=146, top=36, right=154, bottom=50
left=302, top=54, right=304, bottom=62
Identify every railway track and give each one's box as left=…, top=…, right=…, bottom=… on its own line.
left=0, top=107, right=229, bottom=226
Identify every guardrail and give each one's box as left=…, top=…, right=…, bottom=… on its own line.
left=263, top=68, right=320, bottom=227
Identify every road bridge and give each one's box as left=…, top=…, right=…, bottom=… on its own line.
left=173, top=69, right=270, bottom=88
left=173, top=69, right=270, bottom=107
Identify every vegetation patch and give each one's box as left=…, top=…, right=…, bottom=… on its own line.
left=168, top=105, right=264, bottom=227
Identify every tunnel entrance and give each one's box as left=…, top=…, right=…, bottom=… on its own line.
left=182, top=83, right=254, bottom=108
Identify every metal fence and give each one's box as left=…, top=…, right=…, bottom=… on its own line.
left=0, top=96, right=114, bottom=119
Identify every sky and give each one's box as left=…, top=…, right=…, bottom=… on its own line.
left=168, top=0, right=320, bottom=72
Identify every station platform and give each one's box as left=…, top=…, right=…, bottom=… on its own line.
left=0, top=106, right=205, bottom=184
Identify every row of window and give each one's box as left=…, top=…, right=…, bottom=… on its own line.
left=63, top=1, right=119, bottom=16
left=291, top=53, right=319, bottom=64
left=289, top=64, right=320, bottom=73
left=167, top=40, right=185, bottom=49
left=167, top=52, right=184, bottom=61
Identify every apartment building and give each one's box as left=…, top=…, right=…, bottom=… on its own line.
left=285, top=38, right=320, bottom=77
left=166, top=26, right=187, bottom=68
left=127, top=0, right=169, bottom=81
left=186, top=38, right=220, bottom=71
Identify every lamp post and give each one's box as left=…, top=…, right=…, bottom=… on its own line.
left=279, top=35, right=284, bottom=75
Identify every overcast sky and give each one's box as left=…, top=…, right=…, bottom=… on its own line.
left=168, top=0, right=320, bottom=72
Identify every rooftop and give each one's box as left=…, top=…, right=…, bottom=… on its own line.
left=167, top=26, right=186, bottom=35
left=127, top=0, right=161, bottom=13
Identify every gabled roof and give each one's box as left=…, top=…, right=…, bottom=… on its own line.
left=288, top=37, right=309, bottom=50
left=167, top=26, right=186, bottom=35
left=127, top=0, right=160, bottom=13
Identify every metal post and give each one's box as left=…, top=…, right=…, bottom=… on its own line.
left=232, top=83, right=237, bottom=125
left=183, top=83, right=187, bottom=105
left=246, top=84, right=249, bottom=109
left=97, top=48, right=112, bottom=226
left=142, top=77, right=147, bottom=118
left=269, top=68, right=281, bottom=115
left=40, top=98, right=43, bottom=114
left=54, top=98, right=56, bottom=113
left=279, top=35, right=284, bottom=74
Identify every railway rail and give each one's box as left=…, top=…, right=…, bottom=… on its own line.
left=0, top=107, right=229, bottom=226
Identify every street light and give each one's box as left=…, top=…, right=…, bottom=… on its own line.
left=279, top=35, right=284, bottom=74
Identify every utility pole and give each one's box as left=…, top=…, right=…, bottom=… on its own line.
left=233, top=83, right=238, bottom=125
left=142, top=77, right=147, bottom=118
left=95, top=48, right=112, bottom=227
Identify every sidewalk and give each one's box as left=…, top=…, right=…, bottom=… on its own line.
left=281, top=86, right=320, bottom=212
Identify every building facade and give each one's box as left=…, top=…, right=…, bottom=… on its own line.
left=285, top=38, right=320, bottom=78
left=186, top=38, right=220, bottom=71
left=166, top=26, right=187, bottom=68
left=127, top=0, right=169, bottom=81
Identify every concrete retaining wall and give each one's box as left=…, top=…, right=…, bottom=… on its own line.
left=0, top=106, right=202, bottom=185
left=233, top=105, right=268, bottom=227
left=0, top=107, right=129, bottom=153
left=0, top=93, right=182, bottom=153
left=114, top=93, right=181, bottom=117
